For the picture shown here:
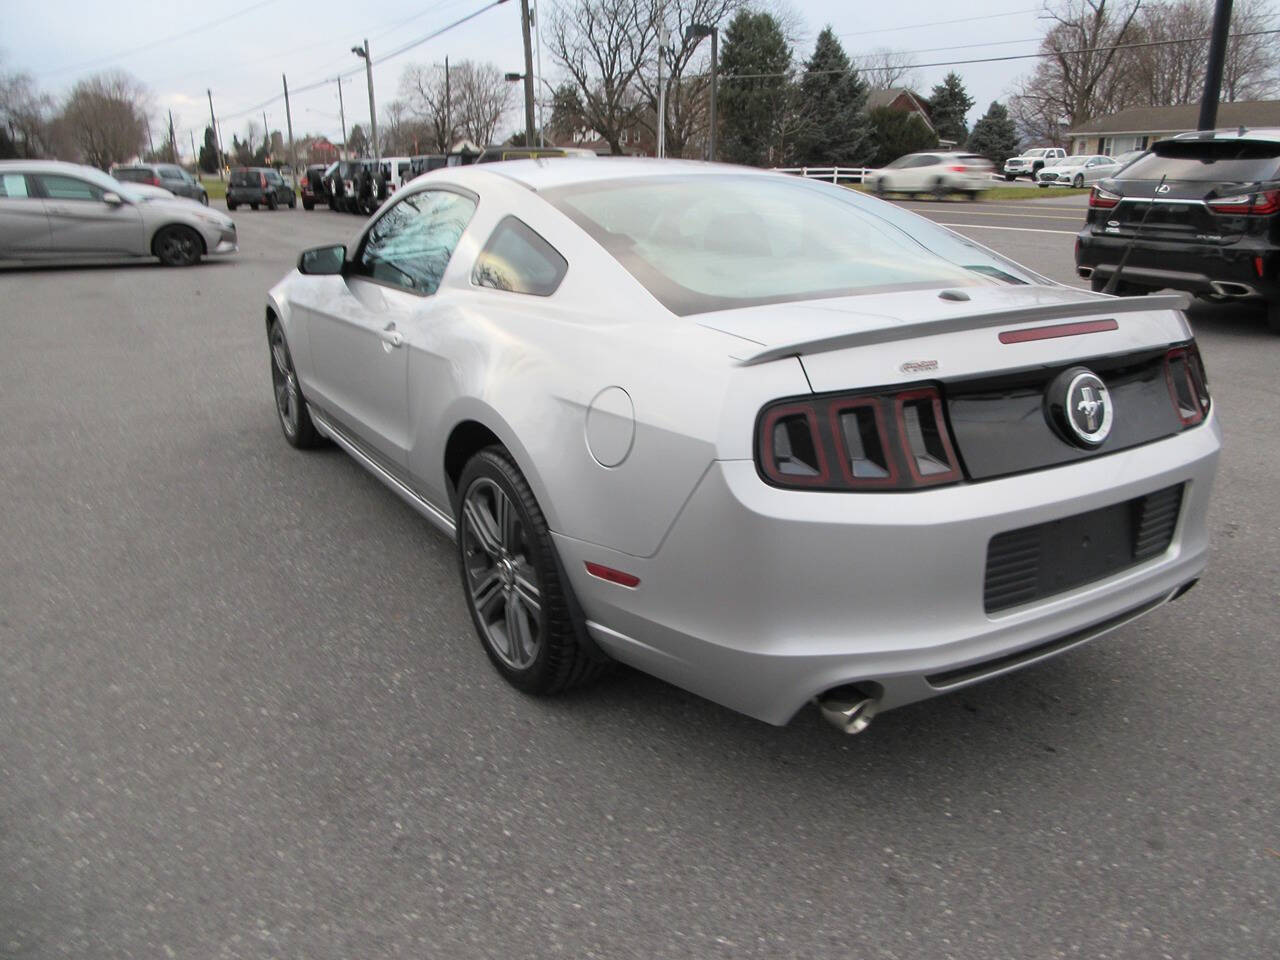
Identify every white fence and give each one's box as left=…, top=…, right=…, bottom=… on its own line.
left=773, top=166, right=874, bottom=184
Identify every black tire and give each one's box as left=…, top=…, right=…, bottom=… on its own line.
left=456, top=447, right=608, bottom=695
left=268, top=319, right=321, bottom=448
left=1073, top=174, right=1085, bottom=189
left=153, top=225, right=202, bottom=267
left=226, top=200, right=237, bottom=211
left=302, top=200, right=315, bottom=211
left=967, top=190, right=980, bottom=201
left=200, top=193, right=209, bottom=205
left=266, top=194, right=278, bottom=211
left=251, top=203, right=259, bottom=210
left=1004, top=173, right=1015, bottom=181
left=1267, top=300, right=1280, bottom=335
left=931, top=179, right=949, bottom=201
left=289, top=194, right=296, bottom=208
left=874, top=178, right=888, bottom=197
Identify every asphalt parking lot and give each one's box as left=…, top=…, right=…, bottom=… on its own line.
left=2, top=195, right=1277, bottom=960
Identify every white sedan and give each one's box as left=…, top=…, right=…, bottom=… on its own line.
left=1036, top=155, right=1121, bottom=188
left=265, top=159, right=1218, bottom=733
left=866, top=152, right=995, bottom=200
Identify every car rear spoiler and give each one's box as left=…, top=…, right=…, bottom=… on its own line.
left=736, top=291, right=1191, bottom=365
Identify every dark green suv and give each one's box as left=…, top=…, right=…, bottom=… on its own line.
left=226, top=167, right=295, bottom=211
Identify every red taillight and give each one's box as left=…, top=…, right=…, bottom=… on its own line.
left=585, top=562, right=640, bottom=588
left=146, top=175, right=161, bottom=186
left=948, top=165, right=967, bottom=172
left=1164, top=344, right=1211, bottom=427
left=1089, top=186, right=1120, bottom=209
left=1207, top=189, right=1280, bottom=215
left=757, top=385, right=962, bottom=491
left=260, top=172, right=268, bottom=188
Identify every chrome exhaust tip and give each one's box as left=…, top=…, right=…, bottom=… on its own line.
left=1209, top=280, right=1254, bottom=297
left=1077, top=266, right=1094, bottom=279
left=816, top=685, right=880, bottom=735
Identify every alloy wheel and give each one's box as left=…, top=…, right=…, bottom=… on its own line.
left=460, top=477, right=543, bottom=670
left=270, top=327, right=299, bottom=438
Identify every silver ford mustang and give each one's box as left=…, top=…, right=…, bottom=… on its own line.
left=265, top=158, right=1219, bottom=733
left=0, top=160, right=236, bottom=266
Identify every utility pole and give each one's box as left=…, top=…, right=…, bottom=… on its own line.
left=655, top=4, right=668, bottom=157
left=519, top=0, right=536, bottom=146
left=283, top=73, right=298, bottom=187
left=146, top=121, right=155, bottom=159
left=445, top=56, right=451, bottom=152
left=685, top=24, right=717, bottom=161
left=207, top=89, right=224, bottom=180
left=188, top=129, right=197, bottom=169
left=1198, top=0, right=1234, bottom=130
left=352, top=39, right=380, bottom=164
left=168, top=109, right=177, bottom=161
left=337, top=77, right=348, bottom=160
left=532, top=1, right=546, bottom=146
left=263, top=110, right=270, bottom=158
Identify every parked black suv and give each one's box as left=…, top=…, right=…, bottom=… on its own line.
left=226, top=167, right=295, bottom=211
left=300, top=163, right=329, bottom=210
left=112, top=163, right=209, bottom=204
left=1076, top=129, right=1280, bottom=333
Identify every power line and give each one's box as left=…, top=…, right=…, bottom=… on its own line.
left=849, top=37, right=1043, bottom=63
left=837, top=7, right=1043, bottom=39
left=720, top=28, right=1280, bottom=81
left=37, top=0, right=282, bottom=80
left=218, top=0, right=510, bottom=121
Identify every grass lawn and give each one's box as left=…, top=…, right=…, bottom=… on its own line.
left=200, top=178, right=227, bottom=201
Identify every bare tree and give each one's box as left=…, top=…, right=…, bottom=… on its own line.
left=451, top=61, right=513, bottom=145
left=59, top=70, right=149, bottom=169
left=858, top=48, right=918, bottom=91
left=1222, top=0, right=1280, bottom=102
left=0, top=63, right=55, bottom=158
left=1007, top=0, right=1143, bottom=144
left=399, top=62, right=456, bottom=152
left=547, top=0, right=656, bottom=154
left=633, top=0, right=744, bottom=158
left=1127, top=0, right=1207, bottom=107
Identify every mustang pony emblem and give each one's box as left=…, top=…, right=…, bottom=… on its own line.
left=1076, top=387, right=1104, bottom=431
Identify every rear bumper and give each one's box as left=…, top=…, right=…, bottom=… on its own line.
left=1077, top=233, right=1277, bottom=299
left=555, top=420, right=1220, bottom=726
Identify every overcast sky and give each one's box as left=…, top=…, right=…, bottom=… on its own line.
left=4, top=0, right=1275, bottom=157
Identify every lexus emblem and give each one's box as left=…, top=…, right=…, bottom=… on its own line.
left=1156, top=184, right=1171, bottom=194
left=1046, top=367, right=1114, bottom=448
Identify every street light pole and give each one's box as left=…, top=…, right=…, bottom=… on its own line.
left=352, top=40, right=380, bottom=164
left=519, top=0, right=537, bottom=146
left=685, top=24, right=718, bottom=162
left=336, top=77, right=348, bottom=160
left=207, top=89, right=224, bottom=180
left=1198, top=0, right=1234, bottom=130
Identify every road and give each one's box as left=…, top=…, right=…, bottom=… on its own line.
left=2, top=194, right=1276, bottom=960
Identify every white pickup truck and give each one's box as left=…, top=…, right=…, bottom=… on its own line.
left=1003, top=147, right=1067, bottom=180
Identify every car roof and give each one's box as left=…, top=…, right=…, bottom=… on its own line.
left=0, top=159, right=118, bottom=176
left=465, top=157, right=775, bottom=192
left=1168, top=127, right=1280, bottom=144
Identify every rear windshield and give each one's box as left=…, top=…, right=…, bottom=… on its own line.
left=113, top=168, right=146, bottom=181
left=1122, top=140, right=1280, bottom=182
left=230, top=170, right=259, bottom=185
left=158, top=165, right=185, bottom=179
left=544, top=175, right=1040, bottom=316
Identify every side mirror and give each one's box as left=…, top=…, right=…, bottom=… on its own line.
left=102, top=191, right=124, bottom=206
left=298, top=244, right=346, bottom=276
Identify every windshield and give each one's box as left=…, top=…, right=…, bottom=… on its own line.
left=545, top=175, right=1041, bottom=315
left=76, top=166, right=145, bottom=203
left=1124, top=140, right=1280, bottom=182
left=1024, top=149, right=1047, bottom=158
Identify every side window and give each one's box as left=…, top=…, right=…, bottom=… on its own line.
left=472, top=216, right=568, bottom=297
left=0, top=173, right=31, bottom=198
left=37, top=175, right=103, bottom=201
left=357, top=189, right=478, bottom=295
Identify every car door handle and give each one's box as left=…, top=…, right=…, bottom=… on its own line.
left=379, top=326, right=403, bottom=348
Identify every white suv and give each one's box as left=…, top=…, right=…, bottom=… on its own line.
left=1003, top=147, right=1066, bottom=180
left=866, top=152, right=995, bottom=200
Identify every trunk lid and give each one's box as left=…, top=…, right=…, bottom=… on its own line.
left=694, top=285, right=1191, bottom=393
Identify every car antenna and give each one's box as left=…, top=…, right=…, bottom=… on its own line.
left=1101, top=173, right=1167, bottom=296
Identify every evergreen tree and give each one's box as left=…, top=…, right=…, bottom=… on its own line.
left=793, top=26, right=871, bottom=165
left=198, top=126, right=218, bottom=174
left=717, top=11, right=793, bottom=167
left=927, top=71, right=974, bottom=145
left=867, top=106, right=937, bottom=167
left=967, top=100, right=1020, bottom=168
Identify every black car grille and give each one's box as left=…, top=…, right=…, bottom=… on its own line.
left=984, top=485, right=1183, bottom=613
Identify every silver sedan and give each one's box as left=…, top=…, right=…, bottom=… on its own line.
left=265, top=159, right=1219, bottom=733
left=1036, top=154, right=1121, bottom=188
left=0, top=160, right=236, bottom=266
